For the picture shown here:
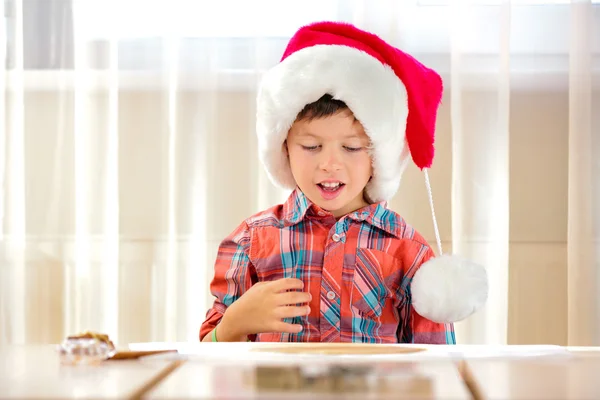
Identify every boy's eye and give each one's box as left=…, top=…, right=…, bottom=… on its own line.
left=301, top=145, right=319, bottom=151
left=344, top=146, right=363, bottom=152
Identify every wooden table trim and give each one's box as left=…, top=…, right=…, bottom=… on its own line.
left=126, top=359, right=186, bottom=400
left=456, top=360, right=485, bottom=400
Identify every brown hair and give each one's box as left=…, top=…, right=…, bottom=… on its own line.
left=295, top=94, right=350, bottom=121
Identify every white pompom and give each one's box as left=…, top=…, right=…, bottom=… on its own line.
left=410, top=254, right=488, bottom=323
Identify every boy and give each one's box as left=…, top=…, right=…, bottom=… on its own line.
left=200, top=22, right=487, bottom=343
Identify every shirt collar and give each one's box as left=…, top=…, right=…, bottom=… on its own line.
left=281, top=188, right=402, bottom=238
left=281, top=187, right=314, bottom=225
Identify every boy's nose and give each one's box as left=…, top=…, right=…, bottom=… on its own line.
left=318, top=149, right=342, bottom=172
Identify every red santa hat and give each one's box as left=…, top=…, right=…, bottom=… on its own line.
left=256, top=21, right=488, bottom=324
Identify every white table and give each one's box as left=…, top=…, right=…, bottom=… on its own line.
left=461, top=348, right=600, bottom=399
left=0, top=344, right=180, bottom=399
left=1, top=342, right=598, bottom=399
left=145, top=349, right=470, bottom=399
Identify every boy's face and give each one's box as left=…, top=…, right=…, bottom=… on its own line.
left=286, top=110, right=373, bottom=218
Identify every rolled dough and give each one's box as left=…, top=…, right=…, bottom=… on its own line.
left=250, top=343, right=426, bottom=355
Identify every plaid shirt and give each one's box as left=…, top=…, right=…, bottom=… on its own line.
left=200, top=188, right=455, bottom=344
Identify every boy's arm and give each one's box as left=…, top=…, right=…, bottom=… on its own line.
left=401, top=243, right=456, bottom=345
left=199, top=221, right=257, bottom=342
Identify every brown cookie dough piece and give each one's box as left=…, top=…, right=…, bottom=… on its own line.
left=67, top=331, right=116, bottom=350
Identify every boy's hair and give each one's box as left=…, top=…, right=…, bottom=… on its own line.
left=295, top=94, right=349, bottom=121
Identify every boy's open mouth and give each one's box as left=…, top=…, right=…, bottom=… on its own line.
left=317, top=182, right=345, bottom=192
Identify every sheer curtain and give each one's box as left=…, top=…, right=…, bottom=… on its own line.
left=1, top=0, right=598, bottom=346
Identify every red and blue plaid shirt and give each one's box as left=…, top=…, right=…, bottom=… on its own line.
left=200, top=188, right=455, bottom=344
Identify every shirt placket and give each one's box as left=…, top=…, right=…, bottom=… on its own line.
left=319, top=220, right=347, bottom=342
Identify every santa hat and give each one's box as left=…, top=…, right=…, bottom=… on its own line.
left=255, top=21, right=488, bottom=324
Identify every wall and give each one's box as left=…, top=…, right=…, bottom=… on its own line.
left=6, top=86, right=598, bottom=345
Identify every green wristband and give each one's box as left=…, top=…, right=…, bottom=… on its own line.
left=212, top=325, right=251, bottom=342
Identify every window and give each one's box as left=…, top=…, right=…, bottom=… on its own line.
left=5, top=0, right=599, bottom=91
left=76, top=0, right=340, bottom=39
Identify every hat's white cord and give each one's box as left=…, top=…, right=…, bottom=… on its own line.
left=424, top=169, right=444, bottom=256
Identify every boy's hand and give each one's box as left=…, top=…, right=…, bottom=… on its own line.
left=218, top=278, right=311, bottom=341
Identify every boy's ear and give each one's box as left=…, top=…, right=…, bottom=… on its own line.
left=283, top=140, right=289, bottom=158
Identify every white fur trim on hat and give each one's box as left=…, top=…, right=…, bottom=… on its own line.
left=256, top=45, right=411, bottom=203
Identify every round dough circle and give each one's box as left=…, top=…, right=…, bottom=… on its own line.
left=250, top=343, right=426, bottom=355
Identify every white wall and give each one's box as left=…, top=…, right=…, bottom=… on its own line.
left=8, top=86, right=599, bottom=344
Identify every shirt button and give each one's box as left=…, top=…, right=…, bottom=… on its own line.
left=332, top=233, right=341, bottom=242
left=318, top=211, right=326, bottom=216
left=326, top=291, right=336, bottom=300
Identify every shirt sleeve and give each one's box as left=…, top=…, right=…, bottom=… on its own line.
left=400, top=242, right=456, bottom=345
left=199, top=221, right=257, bottom=341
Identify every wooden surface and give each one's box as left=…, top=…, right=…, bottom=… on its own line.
left=0, top=343, right=599, bottom=399
left=145, top=358, right=470, bottom=399
left=462, top=354, right=600, bottom=400
left=0, top=345, right=179, bottom=399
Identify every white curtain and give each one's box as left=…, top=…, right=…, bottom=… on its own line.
left=1, top=0, right=598, bottom=346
